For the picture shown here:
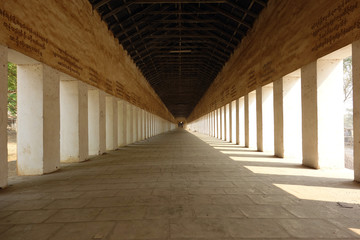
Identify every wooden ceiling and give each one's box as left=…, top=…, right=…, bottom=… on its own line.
left=89, top=0, right=267, bottom=118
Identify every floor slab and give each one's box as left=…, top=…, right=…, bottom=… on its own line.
left=0, top=129, right=359, bottom=239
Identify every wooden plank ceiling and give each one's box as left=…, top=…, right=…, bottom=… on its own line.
left=89, top=0, right=267, bottom=118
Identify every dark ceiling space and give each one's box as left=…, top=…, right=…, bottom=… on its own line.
left=89, top=0, right=268, bottom=118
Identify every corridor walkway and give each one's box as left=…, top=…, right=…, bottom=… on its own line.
left=0, top=129, right=360, bottom=239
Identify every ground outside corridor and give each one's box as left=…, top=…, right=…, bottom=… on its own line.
left=0, top=129, right=359, bottom=239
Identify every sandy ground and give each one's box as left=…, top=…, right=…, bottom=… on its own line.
left=345, top=145, right=354, bottom=169
left=7, top=129, right=17, bottom=162
left=7, top=129, right=17, bottom=177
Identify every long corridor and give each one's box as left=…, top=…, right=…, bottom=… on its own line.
left=0, top=129, right=360, bottom=239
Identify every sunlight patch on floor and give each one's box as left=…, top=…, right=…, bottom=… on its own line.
left=349, top=228, right=360, bottom=235
left=274, top=184, right=360, bottom=204
left=244, top=165, right=354, bottom=179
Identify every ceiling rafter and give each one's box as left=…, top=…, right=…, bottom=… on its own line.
left=89, top=0, right=268, bottom=118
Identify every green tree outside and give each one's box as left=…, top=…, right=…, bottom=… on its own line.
left=7, top=62, right=17, bottom=117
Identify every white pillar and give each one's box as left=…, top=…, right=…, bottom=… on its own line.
left=256, top=87, right=263, bottom=151
left=126, top=102, right=133, bottom=144
left=60, top=80, right=88, bottom=162
left=246, top=91, right=257, bottom=148
left=226, top=104, right=231, bottom=142
left=245, top=95, right=249, bottom=147
left=235, top=99, right=240, bottom=144
left=99, top=91, right=106, bottom=153
left=0, top=46, right=8, bottom=187
left=231, top=101, right=236, bottom=143
left=273, top=78, right=284, bottom=157
left=262, top=84, right=274, bottom=152
left=239, top=97, right=245, bottom=146
left=141, top=109, right=144, bottom=140
left=137, top=108, right=141, bottom=140
left=113, top=98, right=118, bottom=148
left=353, top=40, right=360, bottom=181
left=17, top=64, right=60, bottom=175
left=149, top=114, right=152, bottom=137
left=88, top=90, right=100, bottom=155
left=274, top=71, right=302, bottom=159
left=219, top=107, right=223, bottom=140
left=145, top=111, right=148, bottom=139
left=222, top=106, right=226, bottom=141
left=88, top=90, right=106, bottom=155
left=133, top=106, right=138, bottom=142
left=301, top=56, right=344, bottom=169
left=122, top=101, right=128, bottom=145
left=118, top=100, right=125, bottom=146
left=106, top=96, right=115, bottom=150
left=215, top=110, right=218, bottom=138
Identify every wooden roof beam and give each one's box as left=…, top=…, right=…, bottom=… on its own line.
left=206, top=4, right=252, bottom=29
left=102, top=1, right=135, bottom=20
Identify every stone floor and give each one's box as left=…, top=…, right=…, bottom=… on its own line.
left=0, top=129, right=360, bottom=239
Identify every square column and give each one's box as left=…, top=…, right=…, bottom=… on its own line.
left=245, top=95, right=249, bottom=147
left=0, top=46, right=8, bottom=187
left=301, top=57, right=344, bottom=169
left=88, top=89, right=100, bottom=155
left=222, top=106, right=226, bottom=141
left=235, top=99, right=240, bottom=145
left=117, top=100, right=125, bottom=146
left=231, top=101, right=236, bottom=143
left=246, top=91, right=257, bottom=148
left=219, top=107, right=222, bottom=139
left=113, top=98, right=118, bottom=148
left=149, top=113, right=152, bottom=137
left=99, top=91, right=106, bottom=153
left=256, top=87, right=263, bottom=151
left=273, top=78, right=284, bottom=157
left=226, top=104, right=231, bottom=142
left=60, top=80, right=88, bottom=162
left=149, top=114, right=152, bottom=137
left=214, top=110, right=218, bottom=138
left=152, top=114, right=155, bottom=136
left=133, top=106, right=138, bottom=142
left=239, top=97, right=245, bottom=146
left=218, top=109, right=221, bottom=138
left=137, top=108, right=141, bottom=140
left=211, top=111, right=214, bottom=136
left=105, top=96, right=113, bottom=150
left=262, top=84, right=274, bottom=152
left=17, top=64, right=60, bottom=175
left=126, top=102, right=133, bottom=144
left=145, top=112, right=148, bottom=139
left=106, top=96, right=118, bottom=150
left=274, top=71, right=302, bottom=158
left=354, top=40, right=360, bottom=181
left=141, top=110, right=144, bottom=140
left=88, top=89, right=106, bottom=155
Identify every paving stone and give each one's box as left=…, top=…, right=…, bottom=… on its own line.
left=239, top=204, right=294, bottom=218
left=278, top=219, right=354, bottom=238
left=0, top=130, right=359, bottom=239
left=1, top=210, right=57, bottom=224
left=225, top=218, right=290, bottom=238
left=44, top=198, right=91, bottom=209
left=96, top=206, right=147, bottom=220
left=0, top=223, right=62, bottom=240
left=170, top=218, right=229, bottom=238
left=145, top=205, right=194, bottom=219
left=194, top=204, right=245, bottom=218
left=46, top=208, right=101, bottom=223
left=108, top=219, right=169, bottom=239
left=51, top=222, right=115, bottom=240
left=7, top=199, right=53, bottom=211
